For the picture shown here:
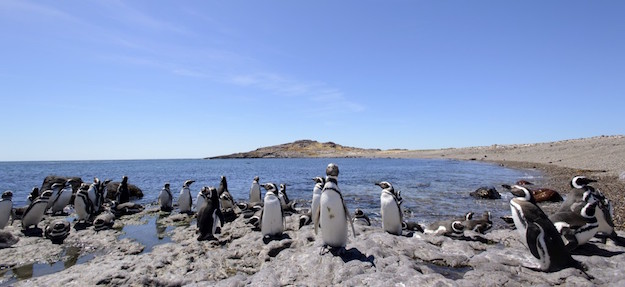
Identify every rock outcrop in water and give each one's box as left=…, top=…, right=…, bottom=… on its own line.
left=207, top=140, right=383, bottom=159
left=3, top=207, right=625, bottom=286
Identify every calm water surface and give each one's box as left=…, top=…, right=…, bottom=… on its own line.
left=0, top=158, right=541, bottom=224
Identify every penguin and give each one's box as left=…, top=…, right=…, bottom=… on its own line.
left=503, top=184, right=563, bottom=203
left=250, top=176, right=262, bottom=204
left=550, top=200, right=599, bottom=250
left=26, top=187, right=39, bottom=205
left=178, top=180, right=195, bottom=214
left=278, top=183, right=290, bottom=207
left=260, top=183, right=284, bottom=238
left=462, top=211, right=493, bottom=234
left=74, top=183, right=93, bottom=223
left=197, top=186, right=224, bottom=241
left=109, top=200, right=144, bottom=217
left=0, top=191, right=13, bottom=229
left=246, top=206, right=264, bottom=230
left=0, top=230, right=19, bottom=248
left=158, top=183, right=173, bottom=212
left=117, top=176, right=130, bottom=204
left=508, top=185, right=586, bottom=272
left=423, top=219, right=465, bottom=236
left=93, top=211, right=115, bottom=231
left=314, top=163, right=356, bottom=249
left=98, top=179, right=112, bottom=206
left=311, top=177, right=325, bottom=230
left=299, top=211, right=312, bottom=229
left=218, top=176, right=236, bottom=211
left=87, top=178, right=101, bottom=214
left=45, top=183, right=66, bottom=211
left=352, top=209, right=371, bottom=226
left=49, top=180, right=74, bottom=215
left=559, top=176, right=598, bottom=212
left=45, top=219, right=71, bottom=244
left=196, top=186, right=210, bottom=212
left=22, top=190, right=53, bottom=230
left=376, top=181, right=403, bottom=235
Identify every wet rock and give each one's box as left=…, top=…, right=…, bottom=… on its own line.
left=106, top=182, right=144, bottom=199
left=470, top=186, right=501, bottom=199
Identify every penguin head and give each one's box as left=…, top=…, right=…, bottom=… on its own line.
left=451, top=221, right=465, bottom=233
left=103, top=179, right=112, bottom=185
left=253, top=176, right=259, bottom=182
left=262, top=183, right=278, bottom=195
left=79, top=183, right=90, bottom=191
left=354, top=209, right=364, bottom=217
left=464, top=212, right=475, bottom=221
left=208, top=186, right=218, bottom=201
left=31, top=187, right=39, bottom=195
left=326, top=163, right=339, bottom=177
left=279, top=184, right=287, bottom=193
left=580, top=201, right=598, bottom=218
left=313, top=176, right=325, bottom=185
left=571, top=176, right=597, bottom=189
left=164, top=183, right=170, bottom=190
left=183, top=180, right=195, bottom=188
left=122, top=176, right=128, bottom=183
left=93, top=177, right=100, bottom=184
left=375, top=181, right=394, bottom=191
left=40, top=190, right=54, bottom=199
left=515, top=180, right=533, bottom=186
left=1, top=191, right=13, bottom=200
left=200, top=186, right=210, bottom=196
left=51, top=182, right=65, bottom=190
left=509, top=185, right=535, bottom=203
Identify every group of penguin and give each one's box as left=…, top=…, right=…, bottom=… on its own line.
left=508, top=175, right=621, bottom=275
left=0, top=176, right=144, bottom=246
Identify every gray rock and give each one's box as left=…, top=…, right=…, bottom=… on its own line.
left=470, top=186, right=501, bottom=199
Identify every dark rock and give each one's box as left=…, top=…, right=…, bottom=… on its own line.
left=40, top=175, right=82, bottom=193
left=470, top=186, right=501, bottom=199
left=106, top=182, right=143, bottom=199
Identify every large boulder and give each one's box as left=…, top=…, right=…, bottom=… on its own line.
left=469, top=186, right=501, bottom=199
left=105, top=182, right=143, bottom=199
left=40, top=175, right=82, bottom=193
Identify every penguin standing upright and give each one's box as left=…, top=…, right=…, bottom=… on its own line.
left=376, top=181, right=403, bottom=235
left=196, top=186, right=210, bottom=212
left=218, top=176, right=235, bottom=211
left=250, top=176, right=261, bottom=204
left=87, top=178, right=101, bottom=214
left=311, top=177, right=325, bottom=230
left=117, top=176, right=130, bottom=204
left=314, top=163, right=356, bottom=249
left=49, top=180, right=74, bottom=215
left=197, top=186, right=224, bottom=241
left=158, top=183, right=173, bottom=212
left=260, top=183, right=284, bottom=238
left=45, top=183, right=65, bottom=211
left=74, top=184, right=93, bottom=223
left=178, top=180, right=195, bottom=214
left=0, top=191, right=13, bottom=229
left=508, top=185, right=586, bottom=272
left=278, top=184, right=290, bottom=207
left=22, top=190, right=53, bottom=230
left=352, top=209, right=371, bottom=226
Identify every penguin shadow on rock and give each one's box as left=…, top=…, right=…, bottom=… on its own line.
left=262, top=233, right=291, bottom=245
left=22, top=227, right=43, bottom=237
left=323, top=246, right=375, bottom=266
left=570, top=243, right=625, bottom=257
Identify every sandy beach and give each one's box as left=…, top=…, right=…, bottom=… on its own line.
left=2, top=135, right=625, bottom=286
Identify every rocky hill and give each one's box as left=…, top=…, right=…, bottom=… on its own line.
left=207, top=140, right=382, bottom=159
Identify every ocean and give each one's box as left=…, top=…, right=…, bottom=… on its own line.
left=0, top=158, right=540, bottom=225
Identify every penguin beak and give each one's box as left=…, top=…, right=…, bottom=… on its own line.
left=374, top=182, right=381, bottom=187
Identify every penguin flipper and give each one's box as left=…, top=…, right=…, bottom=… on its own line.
left=526, top=223, right=543, bottom=260
left=343, top=203, right=356, bottom=238
left=313, top=206, right=320, bottom=235
left=217, top=209, right=225, bottom=227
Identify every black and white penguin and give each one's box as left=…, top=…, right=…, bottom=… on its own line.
left=352, top=209, right=371, bottom=226
left=158, top=183, right=173, bottom=212
left=376, top=181, right=403, bottom=235
left=45, top=219, right=71, bottom=244
left=462, top=211, right=493, bottom=234
left=93, top=211, right=115, bottom=231
left=218, top=176, right=236, bottom=211
left=508, top=185, right=586, bottom=272
left=26, top=187, right=39, bottom=205
left=98, top=179, right=112, bottom=206
left=423, top=219, right=465, bottom=236
left=299, top=211, right=312, bottom=229
left=116, top=176, right=130, bottom=204
left=22, top=190, right=53, bottom=230
left=49, top=180, right=75, bottom=215
left=0, top=191, right=13, bottom=229
left=559, top=176, right=598, bottom=213
left=196, top=186, right=210, bottom=212
left=87, top=178, right=100, bottom=214
left=197, top=186, right=224, bottom=241
left=250, top=176, right=261, bottom=204
left=0, top=230, right=19, bottom=248
left=178, top=180, right=195, bottom=214
left=45, top=183, right=66, bottom=211
left=74, top=183, right=93, bottom=223
left=278, top=183, right=289, bottom=207
left=314, top=163, right=356, bottom=249
left=311, top=177, right=325, bottom=230
left=550, top=200, right=599, bottom=250
left=260, top=183, right=284, bottom=238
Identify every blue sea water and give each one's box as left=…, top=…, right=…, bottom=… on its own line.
left=0, top=158, right=540, bottom=224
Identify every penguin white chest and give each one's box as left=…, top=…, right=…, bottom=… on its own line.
left=0, top=200, right=12, bottom=228
left=250, top=184, right=261, bottom=203
left=22, top=202, right=47, bottom=228
left=261, top=195, right=283, bottom=236
left=510, top=200, right=529, bottom=247
left=75, top=196, right=90, bottom=220
left=380, top=193, right=402, bottom=235
left=179, top=188, right=192, bottom=212
left=319, top=190, right=348, bottom=247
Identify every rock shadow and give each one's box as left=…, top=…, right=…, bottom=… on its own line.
left=572, top=244, right=625, bottom=257
left=73, top=222, right=91, bottom=231
left=21, top=228, right=43, bottom=237
left=262, top=233, right=291, bottom=245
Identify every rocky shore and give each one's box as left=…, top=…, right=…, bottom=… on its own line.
left=2, top=135, right=625, bottom=286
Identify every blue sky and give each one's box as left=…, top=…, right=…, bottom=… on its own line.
left=1, top=1, right=624, bottom=161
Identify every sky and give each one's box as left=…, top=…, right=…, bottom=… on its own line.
left=1, top=1, right=624, bottom=161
